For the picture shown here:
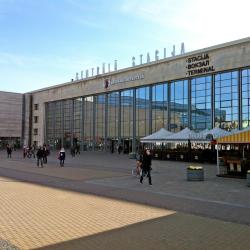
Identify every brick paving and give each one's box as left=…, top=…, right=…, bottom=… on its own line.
left=0, top=150, right=250, bottom=249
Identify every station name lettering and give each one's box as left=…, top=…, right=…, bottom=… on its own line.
left=186, top=53, right=215, bottom=76
left=111, top=73, right=144, bottom=85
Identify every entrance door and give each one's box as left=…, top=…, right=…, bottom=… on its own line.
left=122, top=138, right=132, bottom=154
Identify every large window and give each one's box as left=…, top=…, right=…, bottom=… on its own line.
left=63, top=100, right=73, bottom=148
left=107, top=92, right=119, bottom=138
left=95, top=95, right=105, bottom=150
left=215, top=71, right=238, bottom=130
left=46, top=102, right=55, bottom=147
left=191, top=76, right=212, bottom=131
left=73, top=98, right=82, bottom=146
left=242, top=68, right=250, bottom=128
left=121, top=89, right=133, bottom=153
left=54, top=101, right=63, bottom=148
left=136, top=87, right=150, bottom=137
left=152, top=83, right=168, bottom=132
left=170, top=80, right=188, bottom=131
left=83, top=96, right=94, bottom=150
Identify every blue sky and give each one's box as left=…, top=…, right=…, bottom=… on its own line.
left=0, top=0, right=249, bottom=93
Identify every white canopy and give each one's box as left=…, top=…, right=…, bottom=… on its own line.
left=140, top=127, right=232, bottom=144
left=202, top=127, right=231, bottom=139
left=140, top=128, right=173, bottom=143
left=162, top=127, right=200, bottom=142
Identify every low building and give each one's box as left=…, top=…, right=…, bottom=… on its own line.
left=0, top=91, right=23, bottom=148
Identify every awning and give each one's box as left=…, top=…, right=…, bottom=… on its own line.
left=140, top=128, right=173, bottom=143
left=217, top=126, right=250, bottom=143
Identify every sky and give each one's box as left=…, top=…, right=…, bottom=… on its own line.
left=0, top=0, right=249, bottom=93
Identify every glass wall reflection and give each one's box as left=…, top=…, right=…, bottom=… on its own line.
left=242, top=68, right=250, bottom=128
left=215, top=71, right=238, bottom=130
left=83, top=96, right=94, bottom=150
left=107, top=92, right=119, bottom=152
left=191, top=76, right=212, bottom=131
left=121, top=89, right=133, bottom=153
left=152, top=83, right=168, bottom=132
left=46, top=102, right=55, bottom=148
left=54, top=101, right=63, bottom=148
left=170, top=80, right=188, bottom=132
left=44, top=68, right=248, bottom=151
left=73, top=98, right=82, bottom=149
left=136, top=87, right=150, bottom=137
left=95, top=95, right=105, bottom=151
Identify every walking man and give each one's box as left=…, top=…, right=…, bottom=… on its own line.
left=36, top=146, right=44, bottom=167
left=140, top=149, right=152, bottom=185
left=6, top=144, right=12, bottom=158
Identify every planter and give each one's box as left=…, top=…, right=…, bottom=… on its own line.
left=187, top=166, right=204, bottom=181
left=247, top=172, right=250, bottom=187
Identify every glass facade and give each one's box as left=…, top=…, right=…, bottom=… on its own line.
left=152, top=83, right=168, bottom=132
left=170, top=80, right=188, bottom=132
left=191, top=76, right=212, bottom=130
left=242, top=68, right=250, bottom=128
left=63, top=100, right=73, bottom=148
left=95, top=95, right=105, bottom=150
left=54, top=101, right=63, bottom=148
left=73, top=98, right=82, bottom=147
left=136, top=87, right=150, bottom=137
left=83, top=96, right=94, bottom=151
left=121, top=89, right=133, bottom=153
left=214, top=71, right=238, bottom=130
left=45, top=67, right=250, bottom=151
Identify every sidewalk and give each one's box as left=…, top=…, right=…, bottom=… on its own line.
left=0, top=150, right=250, bottom=249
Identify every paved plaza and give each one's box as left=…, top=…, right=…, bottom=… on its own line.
left=0, top=150, right=250, bottom=249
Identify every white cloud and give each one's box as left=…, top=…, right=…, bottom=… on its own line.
left=120, top=0, right=250, bottom=50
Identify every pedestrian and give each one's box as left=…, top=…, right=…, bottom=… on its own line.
left=36, top=146, right=44, bottom=167
left=76, top=144, right=80, bottom=155
left=23, top=145, right=27, bottom=158
left=140, top=149, right=152, bottom=185
left=58, top=148, right=66, bottom=167
left=42, top=145, right=48, bottom=164
left=118, top=144, right=122, bottom=154
left=6, top=144, right=12, bottom=158
left=135, top=150, right=143, bottom=176
left=31, top=145, right=36, bottom=158
left=70, top=146, right=75, bottom=157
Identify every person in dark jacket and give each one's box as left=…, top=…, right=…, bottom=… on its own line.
left=36, top=146, right=44, bottom=167
left=58, top=148, right=66, bottom=167
left=6, top=144, right=12, bottom=158
left=42, top=145, right=48, bottom=164
left=140, top=149, right=152, bottom=185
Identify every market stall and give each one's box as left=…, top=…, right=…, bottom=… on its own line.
left=216, top=127, right=250, bottom=177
